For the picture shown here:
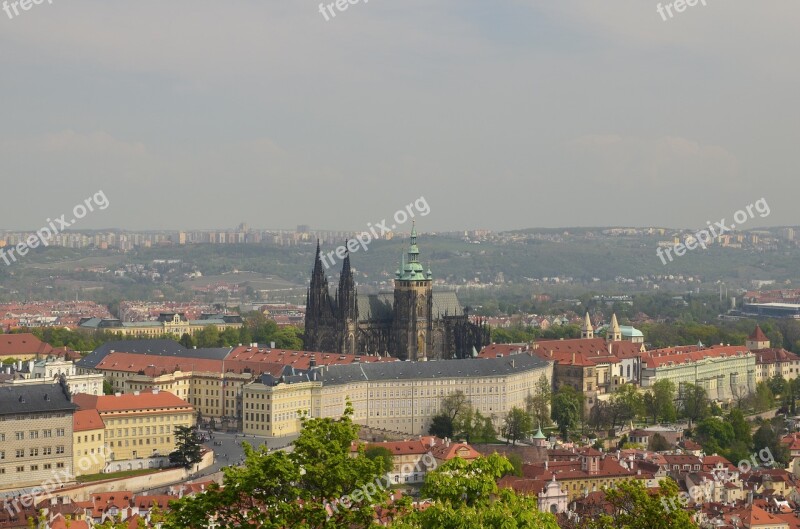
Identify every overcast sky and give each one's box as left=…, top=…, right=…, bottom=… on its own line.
left=1, top=1, right=797, bottom=232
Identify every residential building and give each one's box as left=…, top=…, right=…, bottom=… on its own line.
left=0, top=382, right=78, bottom=492
left=746, top=325, right=800, bottom=383
left=73, top=409, right=106, bottom=476
left=72, top=389, right=194, bottom=472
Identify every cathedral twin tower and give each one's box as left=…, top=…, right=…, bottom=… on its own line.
left=303, top=226, right=489, bottom=360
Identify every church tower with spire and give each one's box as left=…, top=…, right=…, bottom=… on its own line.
left=336, top=247, right=359, bottom=354
left=392, top=223, right=434, bottom=361
left=581, top=312, right=594, bottom=339
left=607, top=313, right=622, bottom=343
left=303, top=240, right=338, bottom=353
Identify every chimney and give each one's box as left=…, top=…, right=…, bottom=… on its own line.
left=133, top=391, right=140, bottom=396
left=270, top=342, right=276, bottom=349
left=115, top=392, right=121, bottom=397
left=152, top=388, right=159, bottom=395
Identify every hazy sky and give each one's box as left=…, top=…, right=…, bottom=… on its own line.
left=1, top=1, right=797, bottom=232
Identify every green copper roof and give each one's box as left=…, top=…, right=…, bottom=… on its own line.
left=396, top=222, right=430, bottom=282
left=532, top=426, right=546, bottom=439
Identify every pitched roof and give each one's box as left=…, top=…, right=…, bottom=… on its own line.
left=73, top=389, right=192, bottom=413
left=74, top=409, right=105, bottom=432
left=319, top=354, right=550, bottom=386
left=0, top=333, right=59, bottom=357
left=750, top=325, right=769, bottom=342
left=0, top=383, right=78, bottom=415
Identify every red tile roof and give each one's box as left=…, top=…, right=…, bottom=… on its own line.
left=750, top=325, right=769, bottom=342
left=0, top=333, right=61, bottom=357
left=642, top=345, right=751, bottom=369
left=74, top=409, right=105, bottom=432
left=73, top=390, right=192, bottom=413
left=225, top=346, right=391, bottom=369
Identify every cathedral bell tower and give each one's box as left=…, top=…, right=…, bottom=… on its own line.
left=392, top=223, right=433, bottom=361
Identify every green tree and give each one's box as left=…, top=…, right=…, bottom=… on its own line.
left=364, top=446, right=394, bottom=475
left=768, top=374, right=788, bottom=397
left=194, top=325, right=221, bottom=348
left=678, top=383, right=708, bottom=424
left=525, top=374, right=552, bottom=428
left=611, top=384, right=643, bottom=426
left=453, top=406, right=496, bottom=443
left=178, top=333, right=195, bottom=349
left=428, top=414, right=454, bottom=438
left=394, top=454, right=559, bottom=529
left=694, top=417, right=734, bottom=456
left=754, top=382, right=776, bottom=412
left=753, top=424, right=791, bottom=467
left=648, top=433, right=671, bottom=452
left=501, top=407, right=532, bottom=446
left=102, top=380, right=115, bottom=395
left=552, top=385, right=583, bottom=440
left=169, top=425, right=203, bottom=469
left=166, top=403, right=400, bottom=529
left=584, top=479, right=695, bottom=529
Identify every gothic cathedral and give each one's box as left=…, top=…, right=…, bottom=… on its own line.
left=303, top=226, right=489, bottom=360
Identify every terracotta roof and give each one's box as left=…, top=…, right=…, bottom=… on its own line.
left=750, top=325, right=769, bottom=342
left=93, top=351, right=286, bottom=378
left=477, top=343, right=531, bottom=358
left=642, top=345, right=751, bottom=368
left=429, top=442, right=481, bottom=461
left=0, top=333, right=60, bottom=357
left=225, top=346, right=391, bottom=368
left=74, top=409, right=105, bottom=432
left=755, top=348, right=800, bottom=365
left=352, top=438, right=435, bottom=455
left=73, top=390, right=192, bottom=413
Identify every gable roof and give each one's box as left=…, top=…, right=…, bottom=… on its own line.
left=73, top=389, right=192, bottom=413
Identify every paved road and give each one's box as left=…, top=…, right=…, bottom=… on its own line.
left=193, top=429, right=298, bottom=477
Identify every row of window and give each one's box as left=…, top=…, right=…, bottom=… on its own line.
left=0, top=446, right=65, bottom=459
left=7, top=429, right=65, bottom=441
left=108, top=437, right=171, bottom=447
left=0, top=462, right=65, bottom=474
left=109, top=426, right=172, bottom=437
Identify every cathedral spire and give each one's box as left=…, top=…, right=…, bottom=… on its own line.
left=397, top=222, right=428, bottom=282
